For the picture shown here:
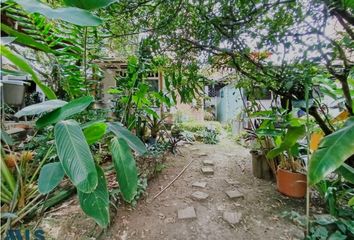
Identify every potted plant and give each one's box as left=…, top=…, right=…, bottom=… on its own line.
left=245, top=128, right=274, bottom=180
left=267, top=125, right=307, bottom=198
left=250, top=142, right=273, bottom=180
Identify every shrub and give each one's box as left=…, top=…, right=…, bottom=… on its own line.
left=180, top=131, right=196, bottom=143
left=204, top=111, right=215, bottom=121
left=201, top=128, right=219, bottom=144
left=177, top=121, right=222, bottom=134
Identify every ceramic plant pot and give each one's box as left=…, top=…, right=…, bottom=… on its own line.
left=276, top=168, right=306, bottom=198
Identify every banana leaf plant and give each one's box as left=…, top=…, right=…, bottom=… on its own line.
left=15, top=96, right=147, bottom=228
left=309, top=117, right=354, bottom=186
left=11, top=0, right=103, bottom=27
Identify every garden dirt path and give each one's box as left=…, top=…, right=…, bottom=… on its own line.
left=103, top=139, right=305, bottom=240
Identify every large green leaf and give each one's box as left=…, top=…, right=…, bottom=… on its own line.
left=309, top=117, right=354, bottom=185
left=109, top=122, right=147, bottom=155
left=14, top=0, right=102, bottom=26
left=110, top=137, right=138, bottom=202
left=78, top=165, right=109, bottom=228
left=83, top=122, right=107, bottom=145
left=1, top=23, right=53, bottom=52
left=54, top=120, right=97, bottom=193
left=267, top=125, right=305, bottom=159
left=0, top=45, right=56, bottom=100
left=36, top=96, right=93, bottom=128
left=255, top=128, right=284, bottom=137
left=81, top=119, right=105, bottom=129
left=63, top=0, right=117, bottom=10
left=337, top=163, right=354, bottom=184
left=15, top=100, right=67, bottom=118
left=38, top=162, right=65, bottom=194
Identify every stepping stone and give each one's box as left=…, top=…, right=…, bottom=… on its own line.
left=223, top=212, right=242, bottom=225
left=192, top=181, right=207, bottom=188
left=203, top=160, right=214, bottom=166
left=6, top=128, right=26, bottom=135
left=225, top=179, right=240, bottom=186
left=201, top=167, right=214, bottom=175
left=225, top=189, right=244, bottom=200
left=177, top=207, right=196, bottom=220
left=191, top=191, right=209, bottom=201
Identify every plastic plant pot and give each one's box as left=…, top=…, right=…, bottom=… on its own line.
left=0, top=80, right=30, bottom=106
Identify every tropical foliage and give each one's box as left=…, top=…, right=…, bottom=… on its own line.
left=14, top=96, right=147, bottom=227
left=1, top=0, right=354, bottom=238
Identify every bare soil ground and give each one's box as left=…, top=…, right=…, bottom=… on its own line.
left=38, top=139, right=305, bottom=240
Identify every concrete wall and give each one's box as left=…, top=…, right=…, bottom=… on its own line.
left=216, top=85, right=243, bottom=123
left=171, top=96, right=204, bottom=122
left=101, top=69, right=117, bottom=105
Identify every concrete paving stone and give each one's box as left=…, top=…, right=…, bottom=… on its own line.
left=191, top=191, right=209, bottom=201
left=192, top=181, right=207, bottom=188
left=202, top=160, right=214, bottom=166
left=225, top=189, right=244, bottom=200
left=198, top=153, right=208, bottom=157
left=223, top=212, right=242, bottom=225
left=177, top=207, right=197, bottom=220
left=224, top=179, right=240, bottom=186
left=201, top=167, right=214, bottom=175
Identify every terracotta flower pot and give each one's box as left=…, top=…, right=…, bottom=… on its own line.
left=276, top=168, right=306, bottom=198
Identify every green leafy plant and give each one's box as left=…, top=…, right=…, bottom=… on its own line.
left=315, top=179, right=354, bottom=217
left=16, top=96, right=147, bottom=228
left=0, top=131, right=62, bottom=235
left=267, top=125, right=306, bottom=172
left=201, top=127, right=219, bottom=145
left=309, top=117, right=354, bottom=185
left=1, top=0, right=106, bottom=99
left=249, top=109, right=307, bottom=173
left=13, top=0, right=103, bottom=26
left=109, top=55, right=172, bottom=142
left=180, top=131, right=196, bottom=143
left=177, top=121, right=222, bottom=134
left=63, top=0, right=117, bottom=10
left=282, top=210, right=354, bottom=239
left=78, top=165, right=109, bottom=227
left=110, top=137, right=138, bottom=202
left=1, top=0, right=148, bottom=232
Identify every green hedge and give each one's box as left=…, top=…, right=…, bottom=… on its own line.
left=177, top=121, right=222, bottom=134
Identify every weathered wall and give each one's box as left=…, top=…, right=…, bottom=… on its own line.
left=173, top=99, right=205, bottom=122
left=216, top=85, right=243, bottom=123
left=101, top=69, right=116, bottom=105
